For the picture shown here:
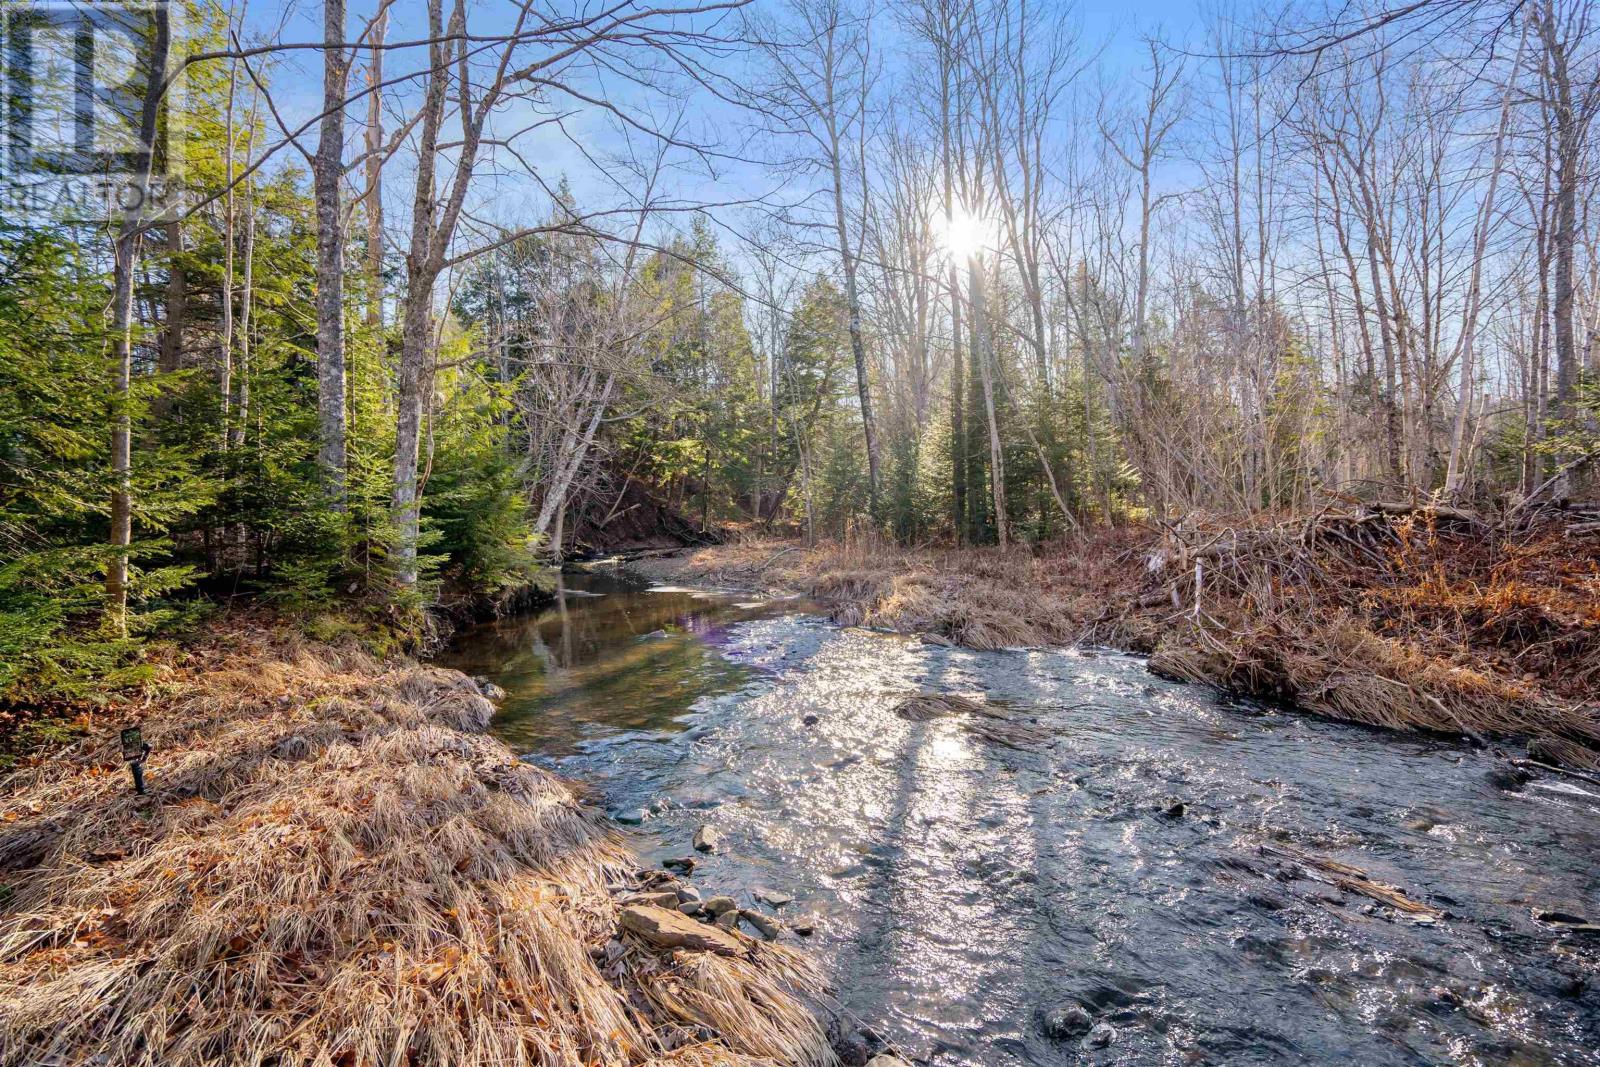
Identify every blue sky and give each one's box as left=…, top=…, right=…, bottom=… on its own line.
left=226, top=0, right=1231, bottom=277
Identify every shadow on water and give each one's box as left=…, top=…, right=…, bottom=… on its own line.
left=440, top=574, right=1600, bottom=1067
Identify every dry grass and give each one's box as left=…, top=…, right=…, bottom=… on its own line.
left=0, top=623, right=832, bottom=1067
left=641, top=515, right=1600, bottom=768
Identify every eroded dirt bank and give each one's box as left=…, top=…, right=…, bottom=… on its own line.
left=0, top=621, right=832, bottom=1067
left=632, top=511, right=1600, bottom=768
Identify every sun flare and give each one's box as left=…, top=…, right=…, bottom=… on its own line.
left=936, top=205, right=996, bottom=261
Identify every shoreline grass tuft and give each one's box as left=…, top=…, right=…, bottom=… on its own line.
left=0, top=625, right=833, bottom=1067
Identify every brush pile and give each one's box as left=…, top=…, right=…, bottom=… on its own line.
left=0, top=625, right=832, bottom=1067
left=1125, top=504, right=1600, bottom=767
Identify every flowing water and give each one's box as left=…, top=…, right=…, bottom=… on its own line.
left=441, top=572, right=1600, bottom=1066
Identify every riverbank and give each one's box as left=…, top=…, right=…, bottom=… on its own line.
left=632, top=511, right=1600, bottom=769
left=0, top=617, right=834, bottom=1067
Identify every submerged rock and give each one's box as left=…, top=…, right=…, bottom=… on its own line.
left=1488, top=766, right=1533, bottom=791
left=1081, top=1022, right=1117, bottom=1049
left=1042, top=1003, right=1094, bottom=1039
left=755, top=888, right=794, bottom=907
left=662, top=855, right=696, bottom=873
left=693, top=824, right=723, bottom=853
left=833, top=1031, right=871, bottom=1066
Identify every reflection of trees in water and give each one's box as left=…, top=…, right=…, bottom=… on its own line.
left=443, top=582, right=772, bottom=754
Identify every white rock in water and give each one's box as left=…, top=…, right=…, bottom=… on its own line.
left=1081, top=1022, right=1117, bottom=1049
left=693, top=824, right=723, bottom=853
left=755, top=888, right=794, bottom=907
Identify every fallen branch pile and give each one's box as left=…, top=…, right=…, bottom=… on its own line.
left=1123, top=503, right=1600, bottom=767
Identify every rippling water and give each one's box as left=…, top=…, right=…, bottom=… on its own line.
left=441, top=572, right=1600, bottom=1066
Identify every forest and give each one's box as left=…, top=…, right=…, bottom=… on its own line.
left=2, top=0, right=1597, bottom=697
left=0, top=0, right=1598, bottom=1064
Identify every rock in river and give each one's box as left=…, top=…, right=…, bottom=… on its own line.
left=1081, top=1022, right=1117, bottom=1049
left=693, top=824, right=723, bottom=853
left=740, top=909, right=782, bottom=939
left=703, top=895, right=738, bottom=917
left=471, top=676, right=507, bottom=701
left=619, top=904, right=745, bottom=957
left=1042, top=1003, right=1093, bottom=1039
left=755, top=888, right=794, bottom=907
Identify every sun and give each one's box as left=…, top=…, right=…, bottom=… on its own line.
left=936, top=205, right=996, bottom=261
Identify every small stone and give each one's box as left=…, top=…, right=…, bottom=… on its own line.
left=802, top=713, right=820, bottom=726
left=1161, top=797, right=1186, bottom=818
left=678, top=901, right=703, bottom=915
left=693, top=825, right=723, bottom=853
left=1081, top=1022, right=1116, bottom=1049
left=1042, top=1003, right=1093, bottom=1039
left=714, top=910, right=740, bottom=930
left=675, top=885, right=701, bottom=902
left=791, top=913, right=818, bottom=936
left=622, top=891, right=681, bottom=909
left=866, top=1056, right=912, bottom=1067
left=662, top=856, right=696, bottom=873
left=613, top=809, right=646, bottom=826
left=703, top=895, right=738, bottom=917
left=471, top=676, right=507, bottom=701
left=755, top=888, right=794, bottom=907
left=740, top=909, right=782, bottom=939
left=1488, top=766, right=1532, bottom=791
left=833, top=1031, right=871, bottom=1066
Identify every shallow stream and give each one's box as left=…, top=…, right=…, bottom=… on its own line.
left=441, top=572, right=1600, bottom=1066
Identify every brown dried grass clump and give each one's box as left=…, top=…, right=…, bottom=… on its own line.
left=0, top=626, right=832, bottom=1067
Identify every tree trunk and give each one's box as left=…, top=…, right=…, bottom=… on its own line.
left=315, top=0, right=349, bottom=503
left=970, top=257, right=1006, bottom=546
left=107, top=231, right=137, bottom=635
left=365, top=8, right=386, bottom=329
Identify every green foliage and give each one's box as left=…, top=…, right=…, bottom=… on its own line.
left=0, top=232, right=203, bottom=701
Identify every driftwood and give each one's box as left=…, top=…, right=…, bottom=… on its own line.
left=1260, top=843, right=1443, bottom=921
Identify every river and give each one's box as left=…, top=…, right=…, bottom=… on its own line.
left=440, top=571, right=1600, bottom=1066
